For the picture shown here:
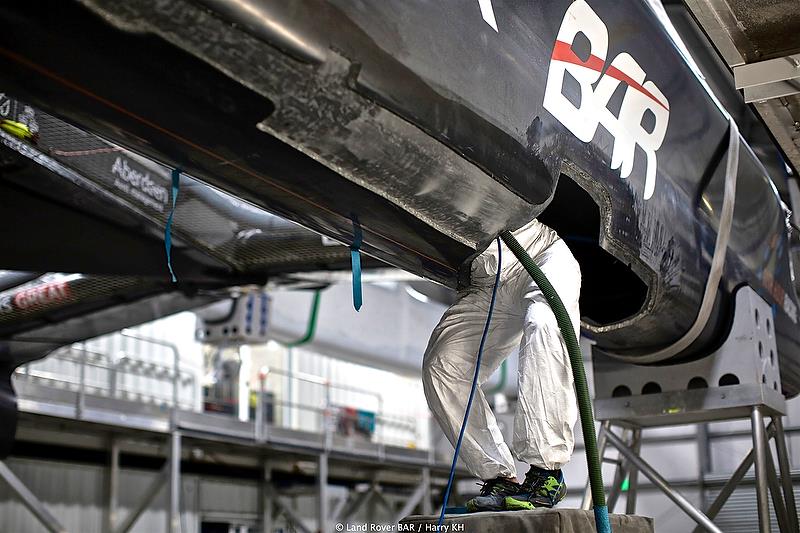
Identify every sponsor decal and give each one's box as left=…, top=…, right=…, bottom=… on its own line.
left=13, top=281, right=71, bottom=310
left=543, top=0, right=670, bottom=199
left=111, top=156, right=169, bottom=211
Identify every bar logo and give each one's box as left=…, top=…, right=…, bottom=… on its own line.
left=543, top=0, right=670, bottom=199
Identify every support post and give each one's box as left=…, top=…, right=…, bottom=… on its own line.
left=77, top=342, right=87, bottom=419
left=607, top=428, right=631, bottom=512
left=323, top=380, right=332, bottom=451
left=697, top=423, right=710, bottom=512
left=582, top=421, right=610, bottom=510
left=367, top=480, right=378, bottom=525
left=751, top=406, right=772, bottom=533
left=764, top=442, right=791, bottom=532
left=421, top=467, right=433, bottom=515
left=261, top=461, right=272, bottom=533
left=0, top=461, right=66, bottom=533
left=106, top=437, right=120, bottom=533
left=626, top=428, right=642, bottom=515
left=255, top=370, right=267, bottom=443
left=772, top=417, right=799, bottom=532
left=168, top=431, right=181, bottom=533
left=318, top=453, right=329, bottom=533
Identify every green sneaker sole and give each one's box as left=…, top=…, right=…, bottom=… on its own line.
left=504, top=496, right=535, bottom=511
left=504, top=482, right=567, bottom=511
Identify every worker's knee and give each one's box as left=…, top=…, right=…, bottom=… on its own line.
left=523, top=301, right=560, bottom=330
left=422, top=343, right=444, bottom=387
left=521, top=303, right=579, bottom=351
left=423, top=341, right=474, bottom=386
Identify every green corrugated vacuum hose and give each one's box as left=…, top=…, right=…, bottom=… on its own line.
left=499, top=230, right=611, bottom=533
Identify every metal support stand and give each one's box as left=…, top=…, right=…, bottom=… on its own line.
left=0, top=460, right=67, bottom=533
left=587, top=287, right=798, bottom=533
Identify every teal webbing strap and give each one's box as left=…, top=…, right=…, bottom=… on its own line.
left=165, top=168, right=180, bottom=283
left=350, top=218, right=363, bottom=311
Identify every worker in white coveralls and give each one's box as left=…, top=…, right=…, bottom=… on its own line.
left=422, top=218, right=580, bottom=512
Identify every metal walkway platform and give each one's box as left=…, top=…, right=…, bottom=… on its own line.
left=401, top=509, right=654, bottom=532
left=8, top=378, right=462, bottom=532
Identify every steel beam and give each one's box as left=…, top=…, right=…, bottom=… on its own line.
left=270, top=488, right=312, bottom=533
left=393, top=478, right=428, bottom=523
left=734, top=54, right=800, bottom=103
left=0, top=461, right=67, bottom=533
left=339, top=486, right=373, bottom=523
left=330, top=492, right=350, bottom=524
left=113, top=462, right=168, bottom=533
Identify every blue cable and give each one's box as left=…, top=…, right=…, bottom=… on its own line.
left=438, top=237, right=502, bottom=527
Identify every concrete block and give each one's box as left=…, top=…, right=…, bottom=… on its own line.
left=401, top=509, right=654, bottom=532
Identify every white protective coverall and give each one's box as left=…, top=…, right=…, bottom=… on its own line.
left=422, top=219, right=580, bottom=480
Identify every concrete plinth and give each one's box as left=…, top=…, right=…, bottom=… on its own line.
left=400, top=509, right=654, bottom=532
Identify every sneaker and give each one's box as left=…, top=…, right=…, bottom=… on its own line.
left=504, top=466, right=567, bottom=511
left=464, top=477, right=522, bottom=512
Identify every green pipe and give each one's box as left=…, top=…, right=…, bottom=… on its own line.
left=499, top=230, right=610, bottom=532
left=285, top=289, right=322, bottom=348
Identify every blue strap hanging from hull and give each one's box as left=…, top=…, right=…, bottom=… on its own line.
left=351, top=217, right=363, bottom=311
left=165, top=168, right=181, bottom=283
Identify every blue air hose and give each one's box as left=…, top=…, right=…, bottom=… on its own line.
left=438, top=237, right=502, bottom=527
